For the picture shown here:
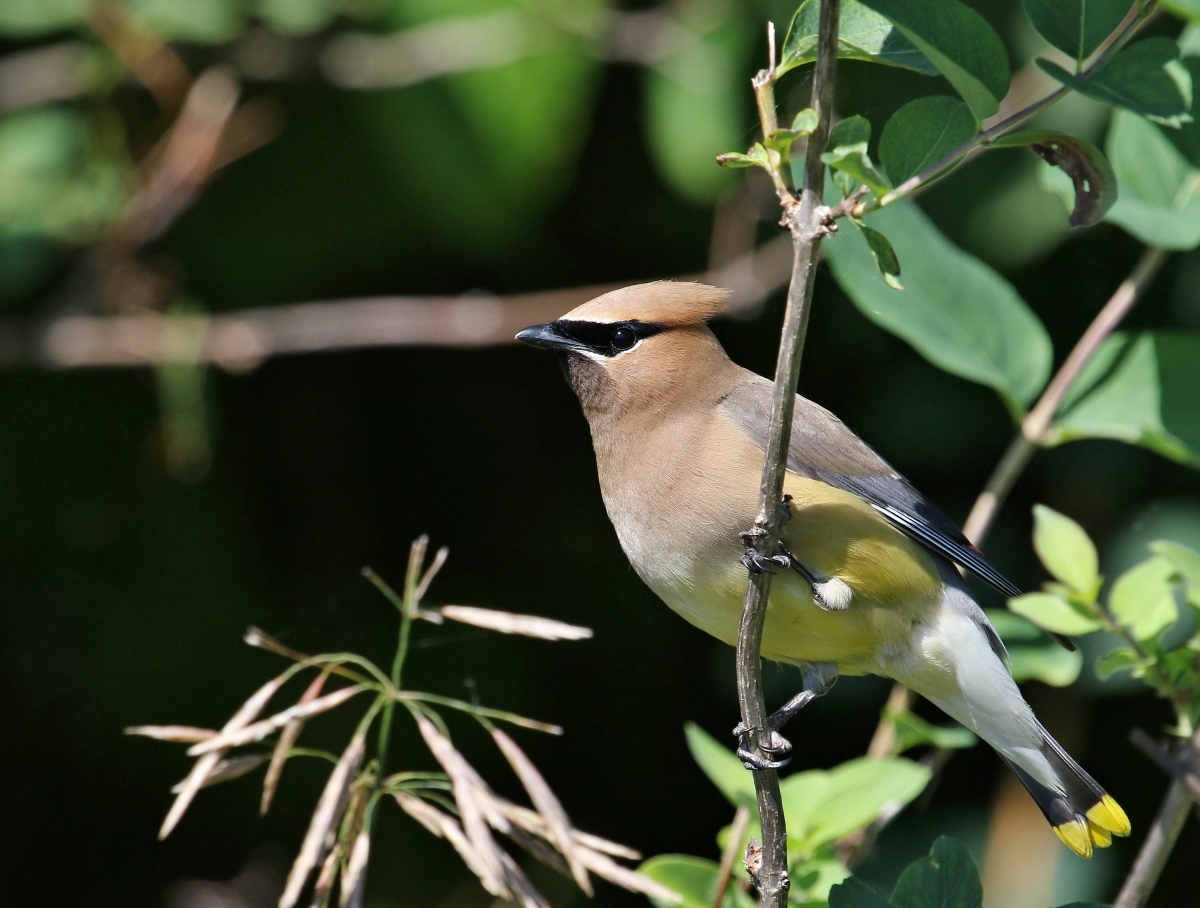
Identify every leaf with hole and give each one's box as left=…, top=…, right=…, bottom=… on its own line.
left=859, top=0, right=1011, bottom=120
left=1022, top=0, right=1134, bottom=66
left=1054, top=331, right=1200, bottom=467
left=780, top=0, right=937, bottom=76
left=1039, top=37, right=1193, bottom=127
left=991, top=131, right=1117, bottom=226
left=1033, top=504, right=1100, bottom=594
left=879, top=96, right=978, bottom=187
left=824, top=199, right=1052, bottom=410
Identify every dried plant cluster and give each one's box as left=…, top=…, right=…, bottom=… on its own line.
left=128, top=537, right=677, bottom=908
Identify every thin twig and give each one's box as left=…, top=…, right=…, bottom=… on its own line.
left=712, top=806, right=751, bottom=908
left=1130, top=729, right=1200, bottom=803
left=1115, top=726, right=1200, bottom=908
left=735, top=4, right=840, bottom=907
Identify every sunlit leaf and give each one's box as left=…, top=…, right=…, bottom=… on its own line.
left=891, top=709, right=978, bottom=752
left=254, top=0, right=335, bottom=36
left=1039, top=37, right=1193, bottom=128
left=1022, top=0, right=1134, bottom=66
left=1096, top=646, right=1144, bottom=679
left=0, top=0, right=87, bottom=35
left=859, top=0, right=1011, bottom=121
left=1163, top=0, right=1200, bottom=22
left=890, top=836, right=983, bottom=908
left=780, top=0, right=937, bottom=76
left=1009, top=593, right=1104, bottom=636
left=824, top=199, right=1052, bottom=410
left=127, top=0, right=244, bottom=43
left=1105, top=110, right=1200, bottom=249
left=879, top=96, right=977, bottom=186
left=638, top=855, right=747, bottom=908
left=1033, top=504, right=1100, bottom=594
left=1150, top=540, right=1200, bottom=607
left=1006, top=643, right=1084, bottom=686
left=683, top=723, right=756, bottom=809
left=990, top=131, right=1117, bottom=226
left=1110, top=556, right=1179, bottom=640
left=1054, top=331, right=1200, bottom=467
left=793, top=858, right=852, bottom=901
left=793, top=757, right=931, bottom=850
left=716, top=144, right=771, bottom=170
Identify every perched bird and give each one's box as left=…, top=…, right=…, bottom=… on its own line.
left=517, top=280, right=1129, bottom=858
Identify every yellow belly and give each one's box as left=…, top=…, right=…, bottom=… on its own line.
left=660, top=475, right=944, bottom=673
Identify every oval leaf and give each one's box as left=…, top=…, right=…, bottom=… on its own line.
left=1006, top=642, right=1084, bottom=686
left=992, top=131, right=1117, bottom=226
left=683, top=723, right=756, bottom=809
left=1023, top=0, right=1134, bottom=66
left=1009, top=592, right=1104, bottom=636
left=1110, top=556, right=1180, bottom=640
left=859, top=0, right=1011, bottom=121
left=781, top=0, right=938, bottom=76
left=1039, top=37, right=1193, bottom=127
left=1105, top=109, right=1200, bottom=249
left=637, top=855, right=737, bottom=908
left=880, top=96, right=978, bottom=186
left=824, top=199, right=1052, bottom=409
left=1033, top=504, right=1100, bottom=594
left=857, top=222, right=903, bottom=288
left=1055, top=331, right=1200, bottom=467
left=795, top=757, right=931, bottom=849
left=830, top=877, right=892, bottom=908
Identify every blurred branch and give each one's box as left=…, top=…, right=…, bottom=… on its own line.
left=1115, top=726, right=1200, bottom=908
left=0, top=42, right=95, bottom=114
left=0, top=235, right=790, bottom=370
left=88, top=0, right=192, bottom=113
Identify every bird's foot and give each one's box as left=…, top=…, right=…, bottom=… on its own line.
left=733, top=722, right=793, bottom=770
left=738, top=527, right=790, bottom=574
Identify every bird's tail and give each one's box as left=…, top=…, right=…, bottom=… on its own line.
left=1000, top=724, right=1130, bottom=858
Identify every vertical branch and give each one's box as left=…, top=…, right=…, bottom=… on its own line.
left=735, top=3, right=840, bottom=907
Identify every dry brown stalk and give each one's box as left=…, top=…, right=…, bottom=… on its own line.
left=440, top=606, right=594, bottom=641
left=125, top=725, right=217, bottom=743
left=189, top=685, right=366, bottom=755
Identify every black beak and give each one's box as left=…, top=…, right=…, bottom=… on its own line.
left=515, top=323, right=577, bottom=352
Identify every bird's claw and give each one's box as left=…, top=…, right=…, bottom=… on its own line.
left=739, top=528, right=791, bottom=575
left=733, top=722, right=794, bottom=770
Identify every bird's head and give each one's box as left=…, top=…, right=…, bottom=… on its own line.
left=516, top=281, right=734, bottom=418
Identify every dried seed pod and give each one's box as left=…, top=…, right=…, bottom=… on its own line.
left=439, top=606, right=593, bottom=641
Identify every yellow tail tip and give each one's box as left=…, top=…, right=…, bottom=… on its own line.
left=1053, top=819, right=1094, bottom=858
left=1087, top=795, right=1131, bottom=836
left=1089, top=823, right=1112, bottom=847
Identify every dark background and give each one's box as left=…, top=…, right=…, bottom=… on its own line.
left=0, top=1, right=1198, bottom=905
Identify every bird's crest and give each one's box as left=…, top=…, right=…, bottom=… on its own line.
left=562, top=281, right=731, bottom=326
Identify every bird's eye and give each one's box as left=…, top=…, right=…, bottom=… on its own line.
left=611, top=326, right=637, bottom=351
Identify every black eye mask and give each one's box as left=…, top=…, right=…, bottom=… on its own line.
left=551, top=320, right=667, bottom=357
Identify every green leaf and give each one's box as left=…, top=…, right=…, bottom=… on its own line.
left=1105, top=110, right=1200, bottom=249
left=1150, top=540, right=1200, bottom=604
left=1009, top=593, right=1104, bottom=636
left=879, top=96, right=978, bottom=187
left=1054, top=903, right=1114, bottom=908
left=716, top=144, right=772, bottom=169
left=891, top=709, right=978, bottom=752
left=683, top=722, right=756, bottom=808
left=824, top=200, right=1052, bottom=409
left=1096, top=646, right=1144, bottom=679
left=254, top=0, right=335, bottom=36
left=857, top=222, right=903, bottom=289
left=1164, top=0, right=1200, bottom=22
left=985, top=608, right=1048, bottom=643
left=822, top=116, right=891, bottom=196
left=829, top=877, right=892, bottom=908
left=779, top=769, right=833, bottom=837
left=645, top=8, right=753, bottom=204
left=1054, top=331, right=1200, bottom=467
left=859, top=0, right=1011, bottom=121
left=638, top=855, right=747, bottom=908
left=766, top=110, right=819, bottom=154
left=127, top=0, right=244, bottom=43
left=780, top=0, right=938, bottom=76
left=0, top=0, right=86, bottom=35
left=1022, top=0, right=1134, bottom=66
left=890, top=837, right=983, bottom=908
left=990, top=131, right=1117, bottom=226
left=793, top=757, right=931, bottom=850
left=1039, top=37, right=1193, bottom=128
left=793, top=858, right=852, bottom=901
left=1110, top=556, right=1179, bottom=640
left=1006, top=642, right=1085, bottom=686
left=1033, top=504, right=1100, bottom=594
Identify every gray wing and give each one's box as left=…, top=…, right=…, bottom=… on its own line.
left=719, top=377, right=1021, bottom=599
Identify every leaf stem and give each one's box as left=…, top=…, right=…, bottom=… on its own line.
left=735, top=4, right=839, bottom=907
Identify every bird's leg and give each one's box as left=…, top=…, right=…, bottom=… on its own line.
left=775, top=543, right=853, bottom=612
left=733, top=663, right=838, bottom=770
left=737, top=496, right=795, bottom=574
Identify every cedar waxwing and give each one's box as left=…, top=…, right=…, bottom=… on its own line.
left=517, top=281, right=1129, bottom=858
